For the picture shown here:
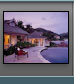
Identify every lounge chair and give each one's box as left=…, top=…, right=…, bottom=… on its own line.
left=15, top=47, right=28, bottom=60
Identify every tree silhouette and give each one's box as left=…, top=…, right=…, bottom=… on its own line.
left=17, top=21, right=25, bottom=30
left=25, top=24, right=34, bottom=33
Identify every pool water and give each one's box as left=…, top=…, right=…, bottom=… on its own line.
left=41, top=47, right=68, bottom=63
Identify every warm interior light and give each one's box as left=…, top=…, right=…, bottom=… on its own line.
left=4, top=34, right=10, bottom=45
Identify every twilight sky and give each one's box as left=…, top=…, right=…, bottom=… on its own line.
left=4, top=12, right=68, bottom=34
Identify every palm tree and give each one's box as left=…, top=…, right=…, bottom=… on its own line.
left=25, top=24, right=33, bottom=33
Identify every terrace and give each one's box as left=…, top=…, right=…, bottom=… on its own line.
left=4, top=46, right=49, bottom=63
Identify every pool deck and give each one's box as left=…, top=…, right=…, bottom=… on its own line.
left=4, top=46, right=50, bottom=63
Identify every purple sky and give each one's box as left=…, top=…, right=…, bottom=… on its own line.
left=4, top=12, right=68, bottom=34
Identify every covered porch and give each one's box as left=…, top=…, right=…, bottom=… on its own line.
left=4, top=34, right=28, bottom=49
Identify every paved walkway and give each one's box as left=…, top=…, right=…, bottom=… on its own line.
left=4, top=46, right=50, bottom=63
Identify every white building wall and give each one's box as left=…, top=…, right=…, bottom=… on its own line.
left=11, top=35, right=17, bottom=45
left=24, top=35, right=28, bottom=42
left=45, top=40, right=50, bottom=46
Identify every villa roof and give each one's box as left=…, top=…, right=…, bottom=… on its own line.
left=4, top=23, right=29, bottom=35
left=28, top=31, right=45, bottom=38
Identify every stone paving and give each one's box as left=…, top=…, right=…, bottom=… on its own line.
left=4, top=46, right=50, bottom=63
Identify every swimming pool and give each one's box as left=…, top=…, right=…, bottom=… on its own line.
left=41, top=47, right=68, bottom=63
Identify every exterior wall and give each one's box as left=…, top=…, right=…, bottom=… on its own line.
left=28, top=38, right=46, bottom=46
left=17, top=35, right=28, bottom=42
left=11, top=35, right=17, bottom=45
left=4, top=34, right=48, bottom=47
left=28, top=38, right=32, bottom=43
left=45, top=40, right=50, bottom=46
left=4, top=34, right=28, bottom=49
left=39, top=38, right=44, bottom=46
left=24, top=35, right=28, bottom=42
left=11, top=35, right=28, bottom=45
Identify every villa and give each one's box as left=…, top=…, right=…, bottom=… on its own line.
left=28, top=31, right=48, bottom=47
left=4, top=18, right=61, bottom=48
left=4, top=19, right=29, bottom=49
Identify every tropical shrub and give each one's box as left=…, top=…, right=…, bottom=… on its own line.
left=4, top=46, right=15, bottom=56
left=50, top=42, right=56, bottom=47
left=4, top=49, right=9, bottom=56
left=45, top=46, right=50, bottom=48
left=15, top=42, right=24, bottom=48
left=4, top=42, right=36, bottom=56
left=15, top=41, right=36, bottom=48
left=31, top=44, right=36, bottom=47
